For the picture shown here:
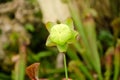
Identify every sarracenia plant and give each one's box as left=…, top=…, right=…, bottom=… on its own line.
left=45, top=18, right=78, bottom=80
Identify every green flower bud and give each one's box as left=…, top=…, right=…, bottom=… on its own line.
left=49, top=24, right=72, bottom=45
left=45, top=18, right=78, bottom=52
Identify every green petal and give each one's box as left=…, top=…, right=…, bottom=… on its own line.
left=46, top=22, right=55, bottom=32
left=49, top=24, right=72, bottom=45
left=57, top=44, right=68, bottom=52
left=46, top=36, right=56, bottom=46
left=64, top=18, right=74, bottom=29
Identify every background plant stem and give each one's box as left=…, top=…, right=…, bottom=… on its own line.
left=67, top=1, right=102, bottom=80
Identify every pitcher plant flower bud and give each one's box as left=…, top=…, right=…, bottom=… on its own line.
left=45, top=18, right=78, bottom=52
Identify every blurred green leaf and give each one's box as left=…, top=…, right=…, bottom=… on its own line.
left=25, top=23, right=35, bottom=32
left=99, top=30, right=114, bottom=47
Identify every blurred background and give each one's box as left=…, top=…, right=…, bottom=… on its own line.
left=0, top=0, right=120, bottom=80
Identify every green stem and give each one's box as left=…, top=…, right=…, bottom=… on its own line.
left=113, top=43, right=120, bottom=80
left=63, top=53, right=68, bottom=80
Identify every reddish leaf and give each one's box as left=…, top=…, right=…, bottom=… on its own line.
left=26, top=63, right=40, bottom=80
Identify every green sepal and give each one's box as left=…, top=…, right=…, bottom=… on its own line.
left=46, top=22, right=55, bottom=32
left=64, top=18, right=74, bottom=29
left=68, top=30, right=78, bottom=43
left=57, top=44, right=68, bottom=52
left=46, top=36, right=56, bottom=46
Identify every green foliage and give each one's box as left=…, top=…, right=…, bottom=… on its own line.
left=98, top=30, right=114, bottom=47
left=25, top=24, right=35, bottom=32
left=0, top=0, right=120, bottom=80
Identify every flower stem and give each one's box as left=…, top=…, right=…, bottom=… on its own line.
left=63, top=53, right=68, bottom=80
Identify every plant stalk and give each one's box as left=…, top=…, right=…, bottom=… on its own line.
left=63, top=53, right=68, bottom=80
